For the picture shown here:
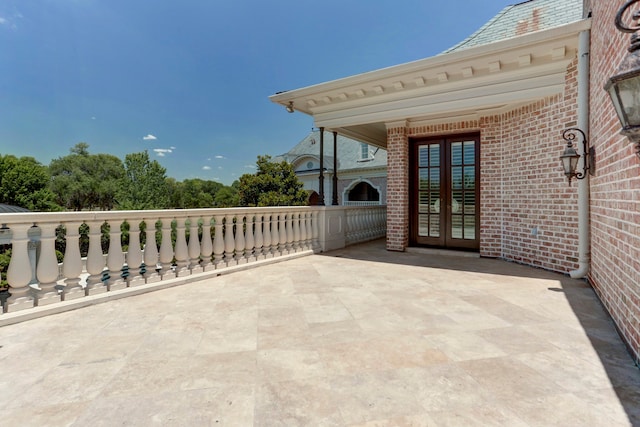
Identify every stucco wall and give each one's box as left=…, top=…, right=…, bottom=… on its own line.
left=589, top=0, right=640, bottom=364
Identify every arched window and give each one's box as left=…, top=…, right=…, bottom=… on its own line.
left=348, top=182, right=380, bottom=202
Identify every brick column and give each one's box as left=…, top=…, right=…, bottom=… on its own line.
left=386, top=120, right=409, bottom=251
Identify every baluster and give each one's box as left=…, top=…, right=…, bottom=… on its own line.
left=262, top=213, right=272, bottom=259
left=127, top=220, right=144, bottom=287
left=234, top=214, right=246, bottom=264
left=174, top=217, right=189, bottom=277
left=305, top=211, right=313, bottom=250
left=143, top=219, right=160, bottom=283
left=298, top=211, right=307, bottom=251
left=312, top=210, right=320, bottom=251
left=85, top=221, right=107, bottom=295
left=159, top=218, right=176, bottom=279
left=213, top=214, right=225, bottom=267
left=35, top=223, right=61, bottom=305
left=188, top=217, right=203, bottom=274
left=200, top=216, right=214, bottom=271
left=62, top=221, right=84, bottom=300
left=293, top=212, right=305, bottom=251
left=270, top=213, right=280, bottom=257
left=291, top=211, right=299, bottom=252
left=285, top=212, right=294, bottom=253
left=278, top=212, right=287, bottom=255
left=245, top=214, right=255, bottom=262
left=254, top=213, right=264, bottom=260
left=224, top=214, right=236, bottom=266
left=106, top=219, right=126, bottom=291
left=6, top=223, right=35, bottom=311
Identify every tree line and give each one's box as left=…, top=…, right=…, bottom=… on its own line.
left=1, top=143, right=309, bottom=212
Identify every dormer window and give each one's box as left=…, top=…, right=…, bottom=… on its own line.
left=359, top=143, right=372, bottom=161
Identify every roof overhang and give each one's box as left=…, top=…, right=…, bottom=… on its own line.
left=270, top=19, right=591, bottom=149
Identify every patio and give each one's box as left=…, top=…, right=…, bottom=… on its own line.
left=1, top=239, right=638, bottom=426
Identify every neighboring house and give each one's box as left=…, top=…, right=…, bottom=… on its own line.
left=273, top=130, right=387, bottom=206
left=271, top=0, right=640, bottom=364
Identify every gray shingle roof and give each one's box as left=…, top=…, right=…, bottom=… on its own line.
left=274, top=131, right=387, bottom=172
left=0, top=203, right=30, bottom=213
left=443, top=0, right=584, bottom=54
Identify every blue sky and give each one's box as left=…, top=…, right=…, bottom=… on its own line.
left=0, top=0, right=513, bottom=184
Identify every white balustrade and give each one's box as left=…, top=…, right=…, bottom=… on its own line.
left=0, top=206, right=388, bottom=316
left=143, top=218, right=160, bottom=283
left=127, top=221, right=144, bottom=287
left=62, top=221, right=84, bottom=300
left=187, top=217, right=202, bottom=274
left=200, top=217, right=213, bottom=272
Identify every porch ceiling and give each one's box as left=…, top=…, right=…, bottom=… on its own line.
left=270, top=20, right=591, bottom=149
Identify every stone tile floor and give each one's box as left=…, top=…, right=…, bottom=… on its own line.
left=1, top=239, right=639, bottom=426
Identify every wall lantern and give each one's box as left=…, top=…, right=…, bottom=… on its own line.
left=605, top=0, right=640, bottom=157
left=560, top=128, right=591, bottom=184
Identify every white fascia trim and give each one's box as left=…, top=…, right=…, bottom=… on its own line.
left=314, top=71, right=567, bottom=128
left=269, top=19, right=591, bottom=106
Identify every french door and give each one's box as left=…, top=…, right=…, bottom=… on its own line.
left=410, top=134, right=480, bottom=250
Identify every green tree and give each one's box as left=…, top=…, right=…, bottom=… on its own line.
left=118, top=151, right=169, bottom=210
left=214, top=185, right=239, bottom=207
left=237, top=155, right=307, bottom=207
left=0, top=154, right=61, bottom=211
left=49, top=143, right=124, bottom=210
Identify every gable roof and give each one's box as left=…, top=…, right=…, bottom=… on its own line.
left=444, top=0, right=584, bottom=53
left=274, top=130, right=387, bottom=172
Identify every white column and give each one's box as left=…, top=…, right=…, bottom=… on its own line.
left=106, top=219, right=126, bottom=291
left=62, top=221, right=84, bottom=300
left=143, top=218, right=160, bottom=283
left=213, top=214, right=225, bottom=267
left=200, top=216, right=214, bottom=271
left=254, top=213, right=264, bottom=260
left=188, top=217, right=203, bottom=274
left=35, top=223, right=61, bottom=306
left=126, top=220, right=144, bottom=287
left=312, top=210, right=320, bottom=251
left=85, top=221, right=107, bottom=295
left=159, top=218, right=176, bottom=279
left=174, top=217, right=189, bottom=277
left=224, top=214, right=236, bottom=266
left=6, top=223, right=35, bottom=311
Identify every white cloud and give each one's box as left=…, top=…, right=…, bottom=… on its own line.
left=143, top=134, right=157, bottom=141
left=170, top=146, right=176, bottom=150
left=207, top=158, right=211, bottom=161
left=202, top=165, right=211, bottom=171
left=0, top=17, right=7, bottom=25
left=215, top=155, right=225, bottom=159
left=244, top=164, right=256, bottom=169
left=153, top=148, right=172, bottom=157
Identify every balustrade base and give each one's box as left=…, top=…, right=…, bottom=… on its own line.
left=85, top=283, right=108, bottom=296
left=202, top=263, right=216, bottom=272
left=63, top=285, right=86, bottom=301
left=6, top=297, right=35, bottom=313
left=189, top=265, right=204, bottom=275
left=108, top=280, right=127, bottom=292
left=127, top=277, right=146, bottom=287
left=36, top=290, right=62, bottom=307
left=161, top=271, right=177, bottom=280
left=144, top=274, right=162, bottom=284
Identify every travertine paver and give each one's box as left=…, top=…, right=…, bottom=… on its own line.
left=1, top=239, right=638, bottom=426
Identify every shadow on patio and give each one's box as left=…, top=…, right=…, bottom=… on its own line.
left=0, top=239, right=638, bottom=426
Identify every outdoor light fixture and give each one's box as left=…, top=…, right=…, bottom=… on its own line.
left=560, top=128, right=591, bottom=184
left=285, top=101, right=295, bottom=113
left=605, top=0, right=640, bottom=157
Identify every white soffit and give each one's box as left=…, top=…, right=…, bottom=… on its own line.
left=270, top=19, right=591, bottom=131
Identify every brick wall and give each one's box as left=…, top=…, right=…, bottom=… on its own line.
left=396, top=60, right=579, bottom=273
left=386, top=123, right=409, bottom=251
left=589, top=0, right=640, bottom=364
